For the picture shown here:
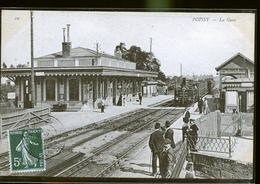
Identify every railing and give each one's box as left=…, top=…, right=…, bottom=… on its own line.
left=187, top=135, right=236, bottom=158
left=0, top=106, right=51, bottom=139
left=170, top=139, right=188, bottom=178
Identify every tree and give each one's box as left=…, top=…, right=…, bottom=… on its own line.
left=122, top=45, right=159, bottom=71
left=114, top=42, right=127, bottom=59
left=16, top=63, right=27, bottom=68
left=2, top=62, right=7, bottom=68
left=114, top=43, right=167, bottom=80
left=158, top=70, right=167, bottom=82
left=150, top=58, right=160, bottom=72
left=0, top=83, right=15, bottom=102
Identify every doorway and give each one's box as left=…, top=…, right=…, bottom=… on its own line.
left=24, top=79, right=31, bottom=108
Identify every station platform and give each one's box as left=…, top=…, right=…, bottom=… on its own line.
left=0, top=95, right=174, bottom=155
left=0, top=94, right=253, bottom=179
left=109, top=95, right=253, bottom=178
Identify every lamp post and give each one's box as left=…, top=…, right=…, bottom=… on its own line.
left=30, top=11, right=35, bottom=108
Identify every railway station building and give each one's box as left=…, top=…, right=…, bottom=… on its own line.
left=1, top=27, right=158, bottom=111
left=215, top=53, right=254, bottom=113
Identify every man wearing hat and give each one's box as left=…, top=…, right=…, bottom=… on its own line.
left=149, top=122, right=164, bottom=176
left=164, top=121, right=175, bottom=149
left=182, top=107, right=190, bottom=142
left=203, top=97, right=210, bottom=115
left=160, top=139, right=175, bottom=178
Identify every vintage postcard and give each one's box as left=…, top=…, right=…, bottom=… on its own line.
left=0, top=9, right=255, bottom=182
left=8, top=128, right=45, bottom=173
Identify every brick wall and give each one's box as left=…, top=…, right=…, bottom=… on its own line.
left=192, top=153, right=253, bottom=179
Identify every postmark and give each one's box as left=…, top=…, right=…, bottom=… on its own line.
left=8, top=128, right=45, bottom=172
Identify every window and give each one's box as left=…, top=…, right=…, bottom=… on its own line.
left=46, top=79, right=55, bottom=100
left=69, top=79, right=79, bottom=101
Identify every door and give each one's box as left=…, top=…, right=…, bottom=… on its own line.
left=24, top=79, right=31, bottom=108
left=69, top=79, right=79, bottom=101
left=238, top=91, right=247, bottom=112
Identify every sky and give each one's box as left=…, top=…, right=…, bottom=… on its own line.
left=1, top=10, right=255, bottom=77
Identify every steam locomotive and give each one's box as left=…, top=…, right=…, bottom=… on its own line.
left=174, top=78, right=214, bottom=106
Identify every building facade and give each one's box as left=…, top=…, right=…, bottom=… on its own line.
left=215, top=53, right=254, bottom=112
left=1, top=27, right=158, bottom=110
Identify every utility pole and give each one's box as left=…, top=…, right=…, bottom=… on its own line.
left=94, top=41, right=101, bottom=66
left=95, top=41, right=101, bottom=57
left=30, top=11, right=35, bottom=108
left=149, top=37, right=153, bottom=71
left=180, top=63, right=182, bottom=77
left=96, top=42, right=99, bottom=57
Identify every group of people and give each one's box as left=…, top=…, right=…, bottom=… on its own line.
left=148, top=121, right=176, bottom=178
left=148, top=108, right=200, bottom=178
left=197, top=97, right=211, bottom=115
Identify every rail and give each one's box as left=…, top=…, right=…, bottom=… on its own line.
left=0, top=106, right=51, bottom=139
left=170, top=139, right=188, bottom=178
left=55, top=108, right=183, bottom=177
left=187, top=135, right=236, bottom=158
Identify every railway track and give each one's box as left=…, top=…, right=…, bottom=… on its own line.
left=0, top=109, right=183, bottom=175
left=55, top=108, right=183, bottom=177
left=0, top=105, right=184, bottom=178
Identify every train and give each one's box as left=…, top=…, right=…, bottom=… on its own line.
left=174, top=78, right=214, bottom=107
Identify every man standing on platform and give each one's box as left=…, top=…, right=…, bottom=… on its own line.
left=182, top=107, right=190, bottom=142
left=101, top=98, right=105, bottom=113
left=160, top=139, right=175, bottom=178
left=189, top=120, right=199, bottom=151
left=203, top=98, right=210, bottom=115
left=149, top=122, right=164, bottom=176
left=138, top=92, right=142, bottom=105
left=164, top=121, right=175, bottom=149
left=198, top=97, right=203, bottom=114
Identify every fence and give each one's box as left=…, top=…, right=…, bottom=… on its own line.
left=186, top=135, right=236, bottom=158
left=0, top=106, right=51, bottom=139
left=196, top=111, right=254, bottom=138
left=170, top=139, right=188, bottom=178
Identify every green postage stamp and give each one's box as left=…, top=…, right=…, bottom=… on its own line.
left=8, top=128, right=45, bottom=172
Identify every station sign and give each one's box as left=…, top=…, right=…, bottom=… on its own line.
left=7, top=92, right=15, bottom=99
left=35, top=72, right=45, bottom=76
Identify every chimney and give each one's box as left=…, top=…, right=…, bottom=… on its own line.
left=62, top=28, right=66, bottom=42
left=67, top=24, right=70, bottom=42
left=62, top=24, right=71, bottom=57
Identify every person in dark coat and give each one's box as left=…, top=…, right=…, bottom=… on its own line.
left=182, top=108, right=190, bottom=142
left=149, top=122, right=164, bottom=176
left=198, top=97, right=203, bottom=114
left=164, top=121, right=175, bottom=149
left=160, top=139, right=175, bottom=178
left=117, top=94, right=122, bottom=106
left=182, top=122, right=189, bottom=142
left=183, top=107, right=190, bottom=124
left=138, top=92, right=142, bottom=105
left=189, top=120, right=199, bottom=151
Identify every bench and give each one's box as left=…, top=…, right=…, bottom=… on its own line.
left=52, top=104, right=67, bottom=112
left=97, top=102, right=108, bottom=109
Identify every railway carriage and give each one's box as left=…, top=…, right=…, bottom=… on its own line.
left=174, top=78, right=214, bottom=106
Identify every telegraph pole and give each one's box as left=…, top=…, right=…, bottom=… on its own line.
left=149, top=37, right=153, bottom=71
left=30, top=11, right=35, bottom=108
left=180, top=63, right=182, bottom=77
left=96, top=42, right=99, bottom=57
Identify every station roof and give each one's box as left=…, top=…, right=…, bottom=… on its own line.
left=37, top=47, right=120, bottom=59
left=222, top=78, right=254, bottom=83
left=215, top=53, right=254, bottom=71
left=157, top=80, right=167, bottom=85
left=1, top=66, right=158, bottom=78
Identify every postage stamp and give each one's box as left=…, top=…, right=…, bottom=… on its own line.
left=8, top=128, right=45, bottom=173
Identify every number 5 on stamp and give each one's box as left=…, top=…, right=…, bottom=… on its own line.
left=8, top=128, right=46, bottom=172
